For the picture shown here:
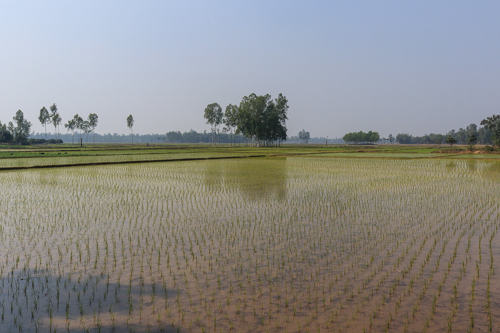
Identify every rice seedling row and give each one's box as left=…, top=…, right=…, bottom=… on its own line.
left=0, top=157, right=499, bottom=332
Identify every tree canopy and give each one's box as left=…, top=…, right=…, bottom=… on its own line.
left=38, top=107, right=51, bottom=139
left=445, top=135, right=457, bottom=146
left=50, top=104, right=62, bottom=140
left=204, top=93, right=288, bottom=147
left=298, top=129, right=310, bottom=143
left=343, top=131, right=380, bottom=144
left=203, top=103, right=223, bottom=144
left=9, top=110, right=32, bottom=144
left=127, top=114, right=134, bottom=144
left=234, top=93, right=288, bottom=146
left=480, top=115, right=500, bottom=146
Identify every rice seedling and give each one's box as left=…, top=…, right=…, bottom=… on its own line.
left=0, top=156, right=499, bottom=332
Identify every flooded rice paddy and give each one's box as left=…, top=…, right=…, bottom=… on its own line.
left=1, top=157, right=500, bottom=332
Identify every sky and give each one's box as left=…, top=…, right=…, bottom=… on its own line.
left=1, top=1, right=499, bottom=138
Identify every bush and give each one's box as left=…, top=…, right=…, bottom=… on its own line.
left=484, top=145, right=496, bottom=152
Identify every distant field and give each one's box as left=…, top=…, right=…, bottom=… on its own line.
left=311, top=152, right=452, bottom=158
left=0, top=143, right=497, bottom=169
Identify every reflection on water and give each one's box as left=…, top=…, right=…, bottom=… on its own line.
left=445, top=160, right=457, bottom=170
left=483, top=161, right=500, bottom=181
left=204, top=157, right=288, bottom=200
left=442, top=159, right=500, bottom=182
left=466, top=159, right=477, bottom=173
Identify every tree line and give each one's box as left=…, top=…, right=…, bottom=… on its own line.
left=204, top=93, right=288, bottom=147
left=0, top=110, right=33, bottom=144
left=343, top=131, right=380, bottom=144
left=395, top=122, right=494, bottom=145
left=0, top=105, right=100, bottom=145
left=5, top=99, right=500, bottom=149
left=0, top=105, right=136, bottom=145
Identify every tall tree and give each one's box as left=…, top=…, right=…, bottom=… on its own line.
left=38, top=107, right=50, bottom=140
left=343, top=131, right=380, bottom=144
left=9, top=110, right=32, bottom=144
left=298, top=129, right=310, bottom=143
left=223, top=104, right=239, bottom=146
left=73, top=114, right=84, bottom=143
left=64, top=119, right=76, bottom=144
left=0, top=121, right=13, bottom=143
left=445, top=135, right=457, bottom=146
left=52, top=113, right=62, bottom=141
left=127, top=114, right=134, bottom=144
left=88, top=113, right=98, bottom=144
left=467, top=134, right=477, bottom=151
left=204, top=103, right=223, bottom=144
left=49, top=103, right=61, bottom=140
left=273, top=93, right=289, bottom=146
left=481, top=115, right=500, bottom=146
left=81, top=120, right=91, bottom=143
left=234, top=93, right=288, bottom=147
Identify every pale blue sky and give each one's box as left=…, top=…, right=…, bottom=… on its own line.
left=1, top=1, right=499, bottom=137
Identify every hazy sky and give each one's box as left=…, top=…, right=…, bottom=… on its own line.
left=1, top=1, right=499, bottom=138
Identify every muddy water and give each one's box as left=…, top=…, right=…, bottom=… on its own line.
left=0, top=157, right=499, bottom=332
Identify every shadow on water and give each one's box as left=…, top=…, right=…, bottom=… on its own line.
left=204, top=157, right=288, bottom=200
left=1, top=269, right=184, bottom=333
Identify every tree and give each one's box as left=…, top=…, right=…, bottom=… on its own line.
left=478, top=126, right=492, bottom=144
left=467, top=134, right=477, bottom=151
left=388, top=134, right=394, bottom=143
left=396, top=133, right=413, bottom=144
left=445, top=135, right=457, bottom=146
left=166, top=131, right=184, bottom=143
left=465, top=123, right=478, bottom=140
left=204, top=93, right=288, bottom=147
left=0, top=121, right=13, bottom=143
left=368, top=131, right=380, bottom=142
left=38, top=107, right=51, bottom=140
left=73, top=114, right=84, bottom=143
left=480, top=115, right=500, bottom=146
left=52, top=113, right=62, bottom=141
left=298, top=129, right=310, bottom=143
left=223, top=104, right=239, bottom=146
left=88, top=113, right=98, bottom=144
left=64, top=119, right=76, bottom=144
left=234, top=93, right=288, bottom=147
left=49, top=103, right=61, bottom=140
left=204, top=103, right=223, bottom=144
left=9, top=110, right=32, bottom=144
left=127, top=114, right=134, bottom=144
left=343, top=131, right=380, bottom=144
left=81, top=120, right=91, bottom=142
left=236, top=94, right=266, bottom=146
left=271, top=93, right=289, bottom=146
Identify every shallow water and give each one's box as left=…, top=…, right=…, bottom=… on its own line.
left=0, top=157, right=499, bottom=332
